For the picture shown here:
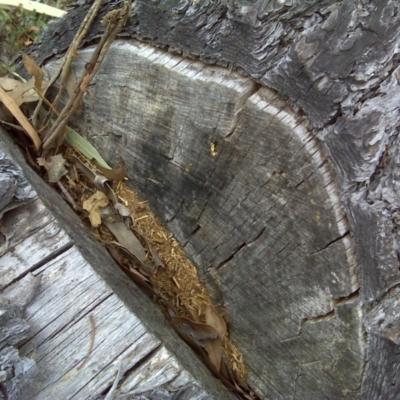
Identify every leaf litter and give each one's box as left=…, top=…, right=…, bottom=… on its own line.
left=0, top=1, right=261, bottom=398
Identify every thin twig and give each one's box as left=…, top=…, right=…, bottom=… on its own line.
left=56, top=181, right=80, bottom=210
left=77, top=314, right=96, bottom=370
left=104, top=361, right=125, bottom=400
left=0, top=119, right=25, bottom=131
left=42, top=0, right=131, bottom=151
left=32, top=0, right=104, bottom=128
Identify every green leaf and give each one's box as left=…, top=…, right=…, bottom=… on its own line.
left=64, top=125, right=111, bottom=169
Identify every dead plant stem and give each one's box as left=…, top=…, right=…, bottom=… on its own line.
left=42, top=1, right=131, bottom=151
left=32, top=0, right=104, bottom=129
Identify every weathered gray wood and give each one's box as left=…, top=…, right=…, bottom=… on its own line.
left=41, top=42, right=360, bottom=398
left=0, top=150, right=35, bottom=219
left=0, top=136, right=232, bottom=399
left=16, top=0, right=400, bottom=398
left=0, top=274, right=40, bottom=400
left=0, top=199, right=72, bottom=289
left=19, top=246, right=205, bottom=400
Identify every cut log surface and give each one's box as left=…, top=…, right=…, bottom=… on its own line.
left=44, top=42, right=361, bottom=398
left=13, top=0, right=400, bottom=398
left=0, top=146, right=231, bottom=399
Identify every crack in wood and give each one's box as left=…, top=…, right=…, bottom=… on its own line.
left=2, top=242, right=74, bottom=291
left=281, top=288, right=360, bottom=343
left=215, top=242, right=246, bottom=271
left=224, top=82, right=261, bottom=139
left=309, top=231, right=350, bottom=256
left=213, top=227, right=267, bottom=273
left=330, top=288, right=360, bottom=308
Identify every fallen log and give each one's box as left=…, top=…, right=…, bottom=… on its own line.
left=8, top=0, right=400, bottom=398
left=0, top=139, right=232, bottom=400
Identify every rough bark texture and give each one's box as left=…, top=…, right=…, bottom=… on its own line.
left=0, top=275, right=39, bottom=400
left=16, top=0, right=400, bottom=398
left=0, top=156, right=39, bottom=400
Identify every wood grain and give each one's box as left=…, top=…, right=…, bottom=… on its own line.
left=1, top=200, right=72, bottom=290
left=43, top=42, right=361, bottom=398
left=0, top=145, right=231, bottom=399
left=17, top=0, right=400, bottom=397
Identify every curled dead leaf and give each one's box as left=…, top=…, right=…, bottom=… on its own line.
left=146, top=240, right=165, bottom=270
left=0, top=86, right=41, bottom=151
left=106, top=244, right=154, bottom=294
left=103, top=219, right=147, bottom=262
left=70, top=156, right=118, bottom=203
left=83, top=190, right=109, bottom=227
left=115, top=202, right=131, bottom=217
left=22, top=54, right=43, bottom=94
left=92, top=159, right=126, bottom=181
left=47, top=154, right=68, bottom=183
left=172, top=316, right=222, bottom=372
left=0, top=77, right=21, bottom=91
left=205, top=305, right=227, bottom=339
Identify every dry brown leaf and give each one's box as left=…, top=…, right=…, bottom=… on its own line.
left=0, top=77, right=21, bottom=91
left=37, top=157, right=49, bottom=168
left=93, top=159, right=126, bottom=181
left=107, top=244, right=154, bottom=294
left=122, top=265, right=154, bottom=294
left=172, top=316, right=222, bottom=371
left=47, top=154, right=68, bottom=183
left=22, top=54, right=43, bottom=94
left=71, top=156, right=118, bottom=203
left=203, top=338, right=223, bottom=374
left=83, top=190, right=109, bottom=228
left=172, top=317, right=219, bottom=341
left=8, top=78, right=49, bottom=106
left=146, top=240, right=165, bottom=270
left=205, top=305, right=227, bottom=339
left=0, top=86, right=41, bottom=151
left=94, top=175, right=118, bottom=203
left=7, top=80, right=34, bottom=105
left=111, top=240, right=153, bottom=276
left=103, top=220, right=147, bottom=261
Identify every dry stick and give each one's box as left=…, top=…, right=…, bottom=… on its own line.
left=49, top=26, right=112, bottom=135
left=42, top=1, right=131, bottom=151
left=77, top=314, right=96, bottom=370
left=57, top=181, right=79, bottom=210
left=0, top=119, right=25, bottom=131
left=51, top=0, right=104, bottom=110
left=32, top=0, right=104, bottom=128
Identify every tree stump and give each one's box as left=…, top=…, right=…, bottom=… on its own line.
left=20, top=0, right=400, bottom=398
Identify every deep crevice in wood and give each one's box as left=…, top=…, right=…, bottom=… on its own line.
left=2, top=241, right=74, bottom=291
left=281, top=288, right=361, bottom=344
left=215, top=242, right=246, bottom=272
left=114, top=343, right=163, bottom=387
left=331, top=288, right=360, bottom=308
left=9, top=0, right=400, bottom=396
left=310, top=231, right=350, bottom=255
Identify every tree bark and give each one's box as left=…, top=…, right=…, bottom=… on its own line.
left=19, top=0, right=400, bottom=398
